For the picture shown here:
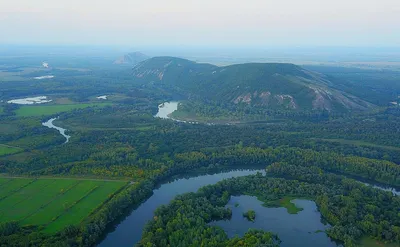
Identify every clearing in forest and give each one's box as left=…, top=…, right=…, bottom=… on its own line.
left=0, top=144, right=23, bottom=156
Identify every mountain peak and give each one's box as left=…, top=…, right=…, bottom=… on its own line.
left=114, top=52, right=149, bottom=65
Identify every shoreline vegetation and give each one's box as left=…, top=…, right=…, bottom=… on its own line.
left=243, top=210, right=256, bottom=221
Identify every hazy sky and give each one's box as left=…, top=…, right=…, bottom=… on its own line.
left=1, top=0, right=399, bottom=47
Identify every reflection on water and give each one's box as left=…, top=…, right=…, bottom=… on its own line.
left=154, top=101, right=179, bottom=119
left=99, top=169, right=263, bottom=247
left=211, top=196, right=341, bottom=247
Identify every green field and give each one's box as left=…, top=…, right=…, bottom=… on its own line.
left=15, top=103, right=112, bottom=117
left=0, top=144, right=24, bottom=156
left=0, top=177, right=127, bottom=233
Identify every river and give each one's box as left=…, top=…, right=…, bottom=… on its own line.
left=98, top=167, right=399, bottom=247
left=99, top=170, right=263, bottom=247
left=42, top=118, right=70, bottom=143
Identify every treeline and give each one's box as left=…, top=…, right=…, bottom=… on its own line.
left=3, top=102, right=400, bottom=176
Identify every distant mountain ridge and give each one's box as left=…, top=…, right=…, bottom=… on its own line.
left=132, top=57, right=375, bottom=112
left=114, top=52, right=149, bottom=65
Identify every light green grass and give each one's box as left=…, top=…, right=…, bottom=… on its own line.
left=359, top=237, right=398, bottom=247
left=261, top=196, right=304, bottom=214
left=15, top=103, right=112, bottom=117
left=22, top=180, right=98, bottom=226
left=0, top=144, right=24, bottom=156
left=0, top=177, right=127, bottom=233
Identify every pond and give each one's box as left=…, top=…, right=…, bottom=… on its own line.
left=210, top=196, right=341, bottom=247
left=42, top=118, right=70, bottom=143
left=99, top=169, right=263, bottom=247
left=7, top=96, right=52, bottom=105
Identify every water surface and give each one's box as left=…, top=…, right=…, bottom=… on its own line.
left=99, top=169, right=263, bottom=247
left=154, top=101, right=179, bottom=119
left=211, top=196, right=341, bottom=247
left=7, top=96, right=52, bottom=105
left=42, top=118, right=70, bottom=143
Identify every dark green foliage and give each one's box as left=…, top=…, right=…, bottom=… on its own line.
left=0, top=222, right=20, bottom=236
left=139, top=166, right=399, bottom=247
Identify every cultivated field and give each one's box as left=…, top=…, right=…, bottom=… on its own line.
left=15, top=103, right=112, bottom=117
left=0, top=177, right=127, bottom=233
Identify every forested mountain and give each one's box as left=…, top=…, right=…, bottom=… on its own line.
left=114, top=52, right=149, bottom=65
left=132, top=57, right=375, bottom=112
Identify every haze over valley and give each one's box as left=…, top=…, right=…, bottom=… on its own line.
left=1, top=1, right=400, bottom=247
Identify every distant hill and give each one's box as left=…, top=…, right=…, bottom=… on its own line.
left=114, top=52, right=149, bottom=65
left=132, top=57, right=375, bottom=112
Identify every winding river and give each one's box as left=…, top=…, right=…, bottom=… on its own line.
left=98, top=166, right=399, bottom=247
left=42, top=118, right=70, bottom=143
left=99, top=170, right=263, bottom=247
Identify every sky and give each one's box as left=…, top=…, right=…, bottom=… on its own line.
left=1, top=0, right=399, bottom=47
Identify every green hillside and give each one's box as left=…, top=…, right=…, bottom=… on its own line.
left=132, top=57, right=375, bottom=112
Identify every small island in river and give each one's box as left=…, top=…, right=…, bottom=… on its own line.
left=243, top=210, right=256, bottom=222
